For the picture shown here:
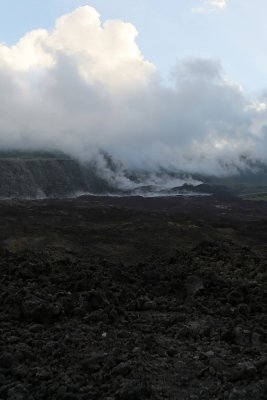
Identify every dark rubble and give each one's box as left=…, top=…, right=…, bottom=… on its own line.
left=0, top=195, right=267, bottom=399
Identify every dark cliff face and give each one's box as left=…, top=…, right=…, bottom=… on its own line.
left=3, top=151, right=263, bottom=199
left=0, top=156, right=230, bottom=199
left=0, top=156, right=111, bottom=198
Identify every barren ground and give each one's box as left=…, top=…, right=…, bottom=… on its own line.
left=0, top=195, right=267, bottom=399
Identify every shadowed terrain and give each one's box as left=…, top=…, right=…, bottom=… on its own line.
left=0, top=195, right=267, bottom=399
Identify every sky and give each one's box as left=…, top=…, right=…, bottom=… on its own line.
left=0, top=1, right=267, bottom=176
left=0, top=0, right=267, bottom=92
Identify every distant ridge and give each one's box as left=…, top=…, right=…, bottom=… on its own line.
left=0, top=150, right=266, bottom=199
left=0, top=151, right=111, bottom=198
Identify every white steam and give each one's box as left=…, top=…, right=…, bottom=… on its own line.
left=0, top=5, right=267, bottom=176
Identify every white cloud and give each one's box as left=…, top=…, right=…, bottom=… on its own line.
left=0, top=6, right=154, bottom=91
left=209, top=0, right=228, bottom=9
left=0, top=5, right=267, bottom=176
left=193, top=0, right=228, bottom=13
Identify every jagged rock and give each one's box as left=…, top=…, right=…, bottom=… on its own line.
left=86, top=290, right=110, bottom=311
left=15, top=343, right=33, bottom=361
left=251, top=331, right=263, bottom=347
left=0, top=352, right=15, bottom=369
left=20, top=298, right=63, bottom=323
left=81, top=352, right=108, bottom=373
left=112, top=362, right=132, bottom=377
left=116, top=381, right=151, bottom=400
left=0, top=195, right=266, bottom=400
left=6, top=384, right=30, bottom=400
left=230, top=361, right=257, bottom=382
left=186, top=277, right=204, bottom=296
left=233, top=327, right=251, bottom=346
left=229, top=387, right=248, bottom=400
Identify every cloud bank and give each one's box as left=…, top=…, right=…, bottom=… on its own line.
left=0, top=5, right=267, bottom=176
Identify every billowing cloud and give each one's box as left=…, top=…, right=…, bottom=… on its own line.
left=0, top=6, right=154, bottom=90
left=0, top=5, right=267, bottom=176
left=193, top=0, right=228, bottom=13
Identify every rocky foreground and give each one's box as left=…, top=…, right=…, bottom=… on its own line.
left=0, top=195, right=267, bottom=399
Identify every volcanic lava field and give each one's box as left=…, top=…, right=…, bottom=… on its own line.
left=0, top=194, right=267, bottom=400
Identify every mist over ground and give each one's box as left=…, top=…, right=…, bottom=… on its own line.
left=1, top=6, right=267, bottom=177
